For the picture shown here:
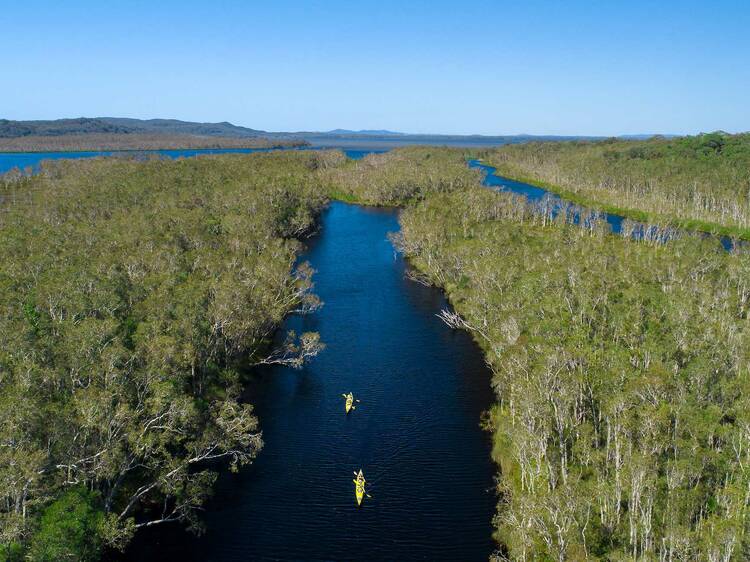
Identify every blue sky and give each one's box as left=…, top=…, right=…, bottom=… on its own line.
left=2, top=0, right=748, bottom=136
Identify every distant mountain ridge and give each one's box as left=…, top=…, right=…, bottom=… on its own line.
left=0, top=117, right=266, bottom=139
left=0, top=118, right=599, bottom=146
left=0, top=117, right=671, bottom=145
left=99, top=118, right=265, bottom=137
left=0, top=118, right=130, bottom=138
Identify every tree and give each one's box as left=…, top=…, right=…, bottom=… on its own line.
left=28, top=487, right=104, bottom=562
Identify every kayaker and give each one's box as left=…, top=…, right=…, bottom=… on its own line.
left=353, top=469, right=368, bottom=505
left=341, top=392, right=360, bottom=413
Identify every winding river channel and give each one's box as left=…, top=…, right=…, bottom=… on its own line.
left=3, top=143, right=738, bottom=560
left=18, top=146, right=732, bottom=559
left=1, top=147, right=496, bottom=559
left=126, top=201, right=497, bottom=561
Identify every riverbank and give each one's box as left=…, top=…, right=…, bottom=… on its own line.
left=485, top=160, right=750, bottom=240
left=0, top=152, right=328, bottom=560
left=397, top=185, right=750, bottom=560
left=0, top=133, right=307, bottom=153
left=320, top=146, right=750, bottom=558
left=320, top=146, right=481, bottom=206
left=123, top=200, right=497, bottom=561
left=483, top=133, right=750, bottom=241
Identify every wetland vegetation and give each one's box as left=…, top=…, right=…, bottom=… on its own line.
left=484, top=132, right=750, bottom=239
left=2, top=140, right=749, bottom=560
left=323, top=144, right=750, bottom=558
left=320, top=146, right=480, bottom=205
left=0, top=152, right=329, bottom=560
left=0, top=134, right=304, bottom=153
left=366, top=147, right=750, bottom=560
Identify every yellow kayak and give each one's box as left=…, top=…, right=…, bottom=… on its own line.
left=341, top=392, right=358, bottom=414
left=353, top=469, right=366, bottom=505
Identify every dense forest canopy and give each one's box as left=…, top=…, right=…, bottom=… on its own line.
left=317, top=144, right=750, bottom=559
left=2, top=142, right=749, bottom=560
left=322, top=145, right=750, bottom=557
left=0, top=118, right=131, bottom=138
left=0, top=152, right=331, bottom=560
left=485, top=132, right=750, bottom=239
left=390, top=158, right=750, bottom=559
left=320, top=146, right=481, bottom=205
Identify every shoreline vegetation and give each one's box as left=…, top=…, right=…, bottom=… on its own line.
left=0, top=133, right=307, bottom=153
left=2, top=141, right=749, bottom=560
left=478, top=163, right=750, bottom=241
left=482, top=132, right=750, bottom=241
left=322, top=147, right=750, bottom=559
left=320, top=146, right=481, bottom=206
left=398, top=189, right=749, bottom=560
left=0, top=151, right=332, bottom=560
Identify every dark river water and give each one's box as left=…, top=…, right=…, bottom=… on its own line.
left=125, top=202, right=497, bottom=561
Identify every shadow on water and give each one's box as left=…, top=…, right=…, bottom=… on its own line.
left=124, top=202, right=497, bottom=561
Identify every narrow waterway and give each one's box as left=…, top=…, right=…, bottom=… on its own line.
left=470, top=159, right=647, bottom=233
left=126, top=202, right=497, bottom=561
left=470, top=160, right=737, bottom=250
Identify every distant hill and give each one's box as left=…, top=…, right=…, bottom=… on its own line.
left=0, top=118, right=130, bottom=138
left=0, top=118, right=604, bottom=149
left=0, top=117, right=266, bottom=139
left=0, top=117, right=675, bottom=149
left=99, top=118, right=265, bottom=138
